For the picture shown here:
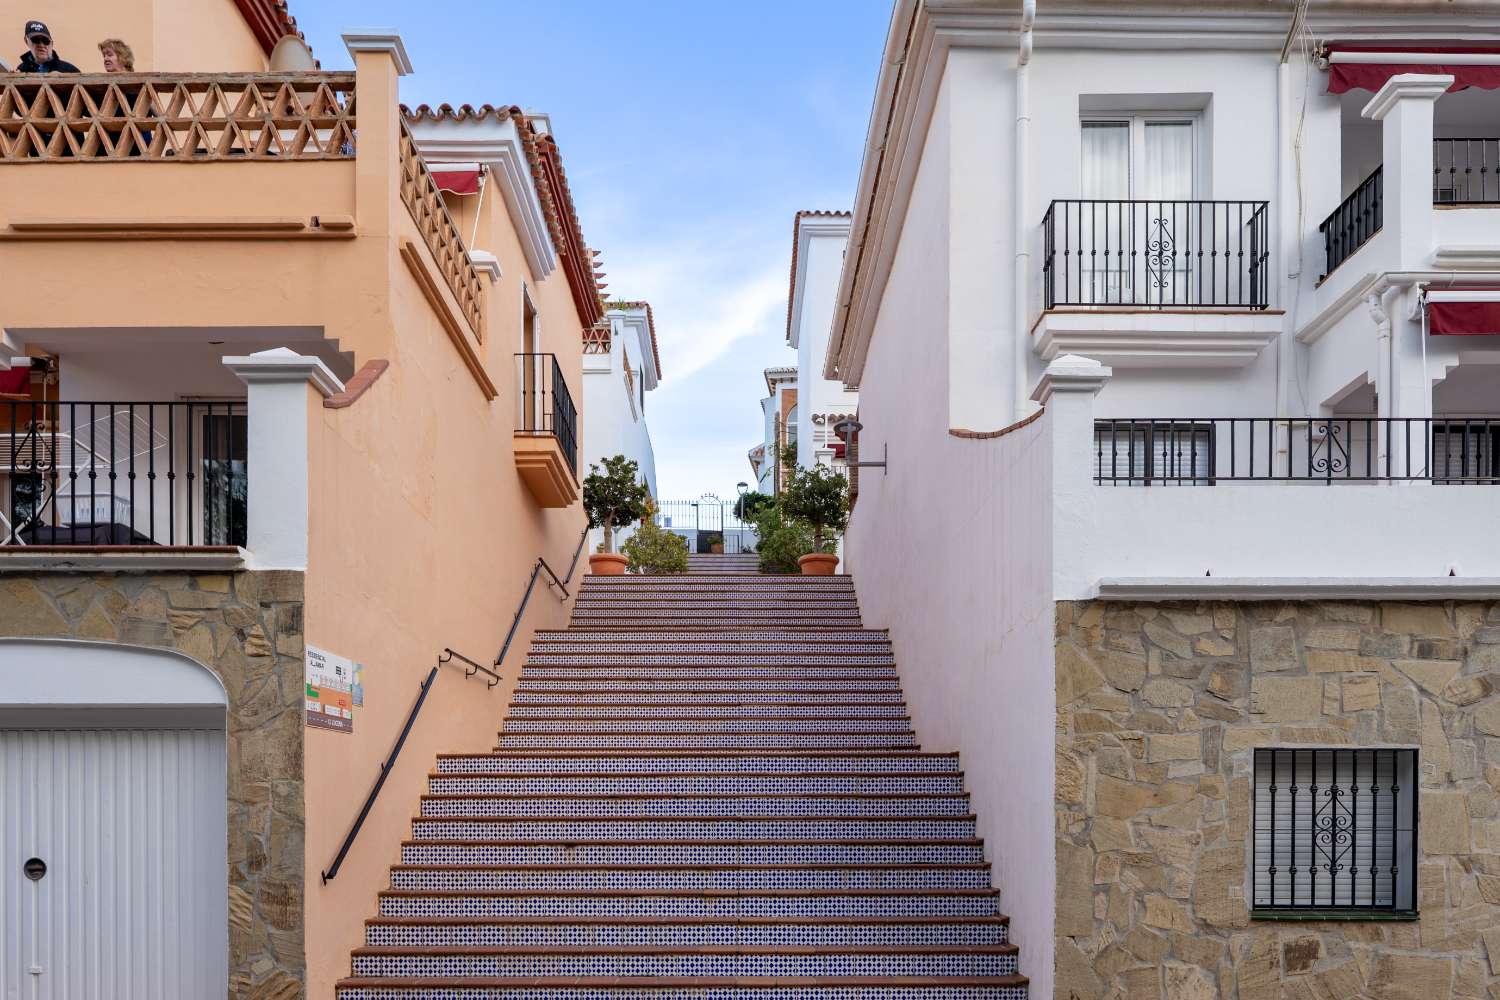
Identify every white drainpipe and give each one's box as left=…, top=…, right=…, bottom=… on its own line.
left=1013, top=0, right=1037, bottom=420
left=1368, top=289, right=1393, bottom=467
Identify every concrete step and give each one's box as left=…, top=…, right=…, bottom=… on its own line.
left=387, top=864, right=992, bottom=892
left=375, top=888, right=1002, bottom=919
left=434, top=752, right=961, bottom=775
left=509, top=688, right=905, bottom=703
left=491, top=732, right=919, bottom=750
left=336, top=978, right=1028, bottom=1000
left=424, top=773, right=964, bottom=796
left=398, top=840, right=987, bottom=868
left=409, top=815, right=979, bottom=842
left=416, top=793, right=970, bottom=819
left=503, top=703, right=910, bottom=718
left=498, top=717, right=914, bottom=734
left=349, top=945, right=1020, bottom=979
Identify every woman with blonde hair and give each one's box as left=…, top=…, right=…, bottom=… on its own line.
left=98, top=38, right=133, bottom=72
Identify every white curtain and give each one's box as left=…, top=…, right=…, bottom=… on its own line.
left=1081, top=122, right=1130, bottom=198
left=1142, top=121, right=1194, bottom=199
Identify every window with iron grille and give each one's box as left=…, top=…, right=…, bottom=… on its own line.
left=1252, top=748, right=1417, bottom=915
left=1094, top=420, right=1215, bottom=485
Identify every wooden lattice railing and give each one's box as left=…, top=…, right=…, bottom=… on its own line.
left=0, top=72, right=356, bottom=161
left=399, top=119, right=485, bottom=340
left=582, top=322, right=611, bottom=354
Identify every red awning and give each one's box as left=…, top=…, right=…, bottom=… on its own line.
left=1326, top=45, right=1500, bottom=94
left=0, top=365, right=30, bottom=394
left=1426, top=287, right=1500, bottom=335
left=431, top=167, right=481, bottom=195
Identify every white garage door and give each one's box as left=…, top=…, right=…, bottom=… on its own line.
left=0, top=728, right=228, bottom=1000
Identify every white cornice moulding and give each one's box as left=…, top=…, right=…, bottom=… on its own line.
left=1029, top=354, right=1111, bottom=405
left=341, top=30, right=414, bottom=75
left=1362, top=74, right=1454, bottom=120
left=222, top=347, right=344, bottom=396
left=467, top=250, right=502, bottom=284
left=1097, top=576, right=1500, bottom=601
left=1033, top=310, right=1282, bottom=368
left=409, top=119, right=558, bottom=281
left=788, top=220, right=851, bottom=349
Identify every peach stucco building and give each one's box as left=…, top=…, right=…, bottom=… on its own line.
left=0, top=3, right=606, bottom=996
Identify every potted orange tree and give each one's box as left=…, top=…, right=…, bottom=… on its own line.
left=583, top=455, right=651, bottom=575
left=779, top=464, right=849, bottom=575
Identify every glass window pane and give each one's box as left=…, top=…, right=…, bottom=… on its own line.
left=1081, top=122, right=1130, bottom=199
left=1142, top=121, right=1194, bottom=200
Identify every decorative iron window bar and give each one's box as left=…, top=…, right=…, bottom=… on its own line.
left=1319, top=166, right=1382, bottom=280
left=2, top=400, right=246, bottom=546
left=514, top=353, right=578, bottom=477
left=1094, top=417, right=1500, bottom=484
left=1253, top=749, right=1417, bottom=915
left=1041, top=199, right=1270, bottom=310
left=1433, top=138, right=1500, bottom=205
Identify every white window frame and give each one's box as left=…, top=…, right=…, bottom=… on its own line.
left=1080, top=114, right=1204, bottom=200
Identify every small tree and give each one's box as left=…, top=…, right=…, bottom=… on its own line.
left=733, top=490, right=773, bottom=522
left=621, top=511, right=689, bottom=574
left=582, top=455, right=651, bottom=554
left=753, top=503, right=813, bottom=574
left=779, top=465, right=848, bottom=554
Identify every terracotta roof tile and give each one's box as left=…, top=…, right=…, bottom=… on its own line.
left=233, top=0, right=315, bottom=63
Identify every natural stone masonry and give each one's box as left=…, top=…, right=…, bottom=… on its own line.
left=0, top=570, right=307, bottom=1000
left=1054, top=598, right=1500, bottom=1000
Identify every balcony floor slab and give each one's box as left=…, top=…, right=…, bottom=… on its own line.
left=1033, top=309, right=1283, bottom=368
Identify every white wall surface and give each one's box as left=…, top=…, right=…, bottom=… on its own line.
left=582, top=312, right=660, bottom=551
left=792, top=230, right=860, bottom=468
left=841, top=74, right=1059, bottom=999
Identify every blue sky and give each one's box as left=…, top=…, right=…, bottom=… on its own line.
left=296, top=2, right=890, bottom=500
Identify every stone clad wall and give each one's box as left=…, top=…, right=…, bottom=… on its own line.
left=1054, top=598, right=1500, bottom=1000
left=0, top=570, right=307, bottom=1000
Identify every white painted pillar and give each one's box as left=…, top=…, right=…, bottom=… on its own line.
left=1362, top=74, right=1452, bottom=268
left=1031, top=354, right=1111, bottom=599
left=223, top=348, right=344, bottom=570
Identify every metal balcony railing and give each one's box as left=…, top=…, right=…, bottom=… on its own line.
left=1042, top=199, right=1271, bottom=310
left=2, top=400, right=247, bottom=545
left=1318, top=167, right=1383, bottom=280
left=515, top=353, right=577, bottom=477
left=1433, top=138, right=1500, bottom=205
left=1093, top=417, right=1499, bottom=485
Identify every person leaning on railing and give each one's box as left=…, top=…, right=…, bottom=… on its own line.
left=16, top=20, right=79, bottom=73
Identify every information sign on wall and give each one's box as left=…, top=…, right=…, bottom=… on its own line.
left=305, top=644, right=359, bottom=733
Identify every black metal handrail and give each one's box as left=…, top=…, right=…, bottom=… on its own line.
left=320, top=646, right=501, bottom=883
left=1319, top=167, right=1382, bottom=280
left=1041, top=199, right=1270, bottom=309
left=515, top=353, right=578, bottom=477
left=1094, top=417, right=1499, bottom=484
left=494, top=523, right=589, bottom=668
left=1434, top=138, right=1500, bottom=205
left=440, top=647, right=499, bottom=688
left=3, top=399, right=246, bottom=546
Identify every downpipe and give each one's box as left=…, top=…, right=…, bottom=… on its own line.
left=1013, top=0, right=1036, bottom=421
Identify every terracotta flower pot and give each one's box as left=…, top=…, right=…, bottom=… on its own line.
left=710, top=543, right=724, bottom=554
left=798, top=553, right=839, bottom=576
left=589, top=553, right=628, bottom=575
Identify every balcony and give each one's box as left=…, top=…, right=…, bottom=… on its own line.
left=512, top=353, right=579, bottom=508
left=2, top=397, right=247, bottom=550
left=1034, top=199, right=1280, bottom=368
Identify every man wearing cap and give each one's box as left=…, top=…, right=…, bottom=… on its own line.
left=17, top=21, right=80, bottom=73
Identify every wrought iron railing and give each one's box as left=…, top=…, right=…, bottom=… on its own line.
left=1252, top=748, right=1417, bottom=914
left=1093, top=417, right=1500, bottom=484
left=1319, top=167, right=1382, bottom=279
left=1433, top=138, right=1500, bottom=205
left=515, top=353, right=578, bottom=477
left=1041, top=199, right=1270, bottom=309
left=654, top=498, right=758, bottom=554
left=2, top=400, right=247, bottom=545
left=398, top=118, right=485, bottom=339
left=0, top=72, right=356, bottom=161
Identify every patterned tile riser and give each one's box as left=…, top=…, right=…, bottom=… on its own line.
left=410, top=818, right=977, bottom=840
left=530, top=638, right=888, bottom=650
left=492, top=734, right=919, bottom=749
left=499, top=719, right=915, bottom=734
left=416, top=796, right=970, bottom=819
left=519, top=668, right=900, bottom=680
left=350, top=953, right=1019, bottom=978
left=504, top=704, right=909, bottom=717
left=398, top=843, right=986, bottom=866
left=364, top=922, right=1008, bottom=949
left=510, top=690, right=905, bottom=703
left=338, top=988, right=1028, bottom=999
left=424, top=776, right=964, bottom=795
left=524, top=654, right=897, bottom=665
left=533, top=629, right=883, bottom=640
left=433, top=755, right=961, bottom=774
left=514, top=680, right=902, bottom=693
left=388, top=867, right=992, bottom=891
left=376, top=895, right=1001, bottom=918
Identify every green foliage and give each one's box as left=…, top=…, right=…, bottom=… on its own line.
left=779, top=465, right=849, bottom=552
left=779, top=441, right=798, bottom=469
left=733, top=490, right=773, bottom=522
left=621, top=518, right=689, bottom=574
left=701, top=530, right=724, bottom=547
left=753, top=504, right=814, bottom=574
left=582, top=455, right=651, bottom=553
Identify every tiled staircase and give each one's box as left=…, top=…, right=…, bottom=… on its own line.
left=684, top=553, right=760, bottom=574
left=336, top=571, right=1027, bottom=999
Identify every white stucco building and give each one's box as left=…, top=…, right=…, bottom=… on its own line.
left=823, top=3, right=1500, bottom=997
left=582, top=301, right=661, bottom=547
left=787, top=211, right=860, bottom=470
left=748, top=365, right=798, bottom=494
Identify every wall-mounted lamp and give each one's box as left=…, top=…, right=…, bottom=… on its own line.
left=831, top=419, right=888, bottom=475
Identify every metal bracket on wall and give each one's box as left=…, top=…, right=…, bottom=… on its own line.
left=832, top=419, right=889, bottom=475
left=440, top=647, right=500, bottom=688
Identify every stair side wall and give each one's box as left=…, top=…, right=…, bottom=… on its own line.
left=1055, top=597, right=1500, bottom=1000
